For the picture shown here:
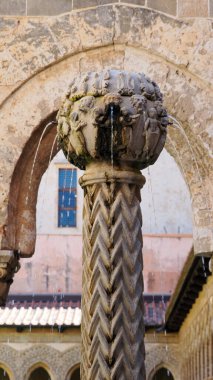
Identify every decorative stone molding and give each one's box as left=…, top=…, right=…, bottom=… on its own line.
left=0, top=0, right=211, bottom=18
left=0, top=251, right=20, bottom=306
left=57, top=70, right=168, bottom=171
left=146, top=344, right=181, bottom=380
left=0, top=343, right=81, bottom=380
left=179, top=276, right=213, bottom=380
left=0, top=344, right=19, bottom=380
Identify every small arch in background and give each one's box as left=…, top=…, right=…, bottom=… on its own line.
left=27, top=366, right=52, bottom=380
left=0, top=367, right=10, bottom=380
left=67, top=364, right=80, bottom=380
left=152, top=367, right=175, bottom=380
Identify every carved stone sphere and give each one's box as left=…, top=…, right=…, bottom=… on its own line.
left=57, top=70, right=168, bottom=170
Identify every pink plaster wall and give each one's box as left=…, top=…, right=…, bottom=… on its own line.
left=11, top=234, right=192, bottom=295
left=142, top=234, right=192, bottom=293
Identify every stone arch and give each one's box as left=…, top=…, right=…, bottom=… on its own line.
left=25, top=362, right=54, bottom=380
left=148, top=363, right=176, bottom=380
left=65, top=363, right=81, bottom=380
left=0, top=345, right=20, bottom=379
left=0, top=6, right=212, bottom=256
left=4, top=112, right=59, bottom=256
left=145, top=344, right=181, bottom=380
left=59, top=345, right=81, bottom=380
left=21, top=345, right=58, bottom=380
left=0, top=362, right=15, bottom=380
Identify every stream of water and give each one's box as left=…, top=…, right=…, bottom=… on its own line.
left=168, top=116, right=212, bottom=226
left=49, top=134, right=58, bottom=166
left=168, top=115, right=203, bottom=184
left=110, top=105, right=114, bottom=169
left=25, top=121, right=56, bottom=206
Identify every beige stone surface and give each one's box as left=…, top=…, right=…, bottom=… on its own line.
left=147, top=0, right=177, bottom=16
left=178, top=0, right=209, bottom=17
left=179, top=274, right=213, bottom=379
left=0, top=5, right=212, bottom=256
left=146, top=342, right=181, bottom=380
left=0, top=335, right=81, bottom=380
left=0, top=0, right=210, bottom=17
left=0, top=273, right=212, bottom=380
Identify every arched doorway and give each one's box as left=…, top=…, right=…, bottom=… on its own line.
left=69, top=366, right=80, bottom=380
left=1, top=41, right=212, bottom=259
left=28, top=367, right=51, bottom=380
left=152, top=367, right=174, bottom=380
left=0, top=368, right=10, bottom=379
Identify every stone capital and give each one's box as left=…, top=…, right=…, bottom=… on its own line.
left=79, top=162, right=146, bottom=189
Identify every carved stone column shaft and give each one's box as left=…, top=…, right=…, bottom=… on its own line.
left=57, top=69, right=168, bottom=380
left=80, top=166, right=146, bottom=379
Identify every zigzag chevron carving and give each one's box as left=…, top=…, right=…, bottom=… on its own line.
left=81, top=182, right=145, bottom=379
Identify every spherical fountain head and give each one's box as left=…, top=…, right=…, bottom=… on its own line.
left=57, top=70, right=168, bottom=170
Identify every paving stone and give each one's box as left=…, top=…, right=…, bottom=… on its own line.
left=178, top=0, right=208, bottom=17
left=27, top=0, right=72, bottom=16
left=0, top=0, right=26, bottom=16
left=210, top=0, right=213, bottom=16
left=73, top=0, right=117, bottom=10
left=121, top=0, right=145, bottom=5
left=147, top=0, right=177, bottom=15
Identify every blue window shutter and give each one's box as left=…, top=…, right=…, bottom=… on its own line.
left=58, top=168, right=77, bottom=227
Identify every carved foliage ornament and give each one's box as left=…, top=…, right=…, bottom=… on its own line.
left=57, top=70, right=168, bottom=170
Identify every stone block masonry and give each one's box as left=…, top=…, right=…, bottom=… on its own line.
left=72, top=0, right=118, bottom=10
left=178, top=0, right=209, bottom=17
left=0, top=0, right=212, bottom=17
left=0, top=4, right=212, bottom=258
left=0, top=0, right=25, bottom=16
left=147, top=0, right=176, bottom=16
left=27, top=0, right=72, bottom=16
left=210, top=0, right=213, bottom=16
left=121, top=0, right=145, bottom=6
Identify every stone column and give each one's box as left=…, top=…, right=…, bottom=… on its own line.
left=0, top=250, right=20, bottom=306
left=57, top=70, right=168, bottom=379
left=80, top=163, right=145, bottom=379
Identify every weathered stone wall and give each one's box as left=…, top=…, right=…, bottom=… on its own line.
left=179, top=269, right=213, bottom=380
left=0, top=333, right=81, bottom=380
left=0, top=326, right=180, bottom=380
left=146, top=268, right=213, bottom=380
left=0, top=4, right=212, bottom=256
left=0, top=268, right=213, bottom=380
left=0, top=0, right=212, bottom=18
left=145, top=333, right=181, bottom=380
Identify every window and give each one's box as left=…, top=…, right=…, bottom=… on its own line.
left=148, top=305, right=154, bottom=319
left=29, top=367, right=51, bottom=380
left=58, top=168, right=77, bottom=227
left=0, top=368, right=10, bottom=380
